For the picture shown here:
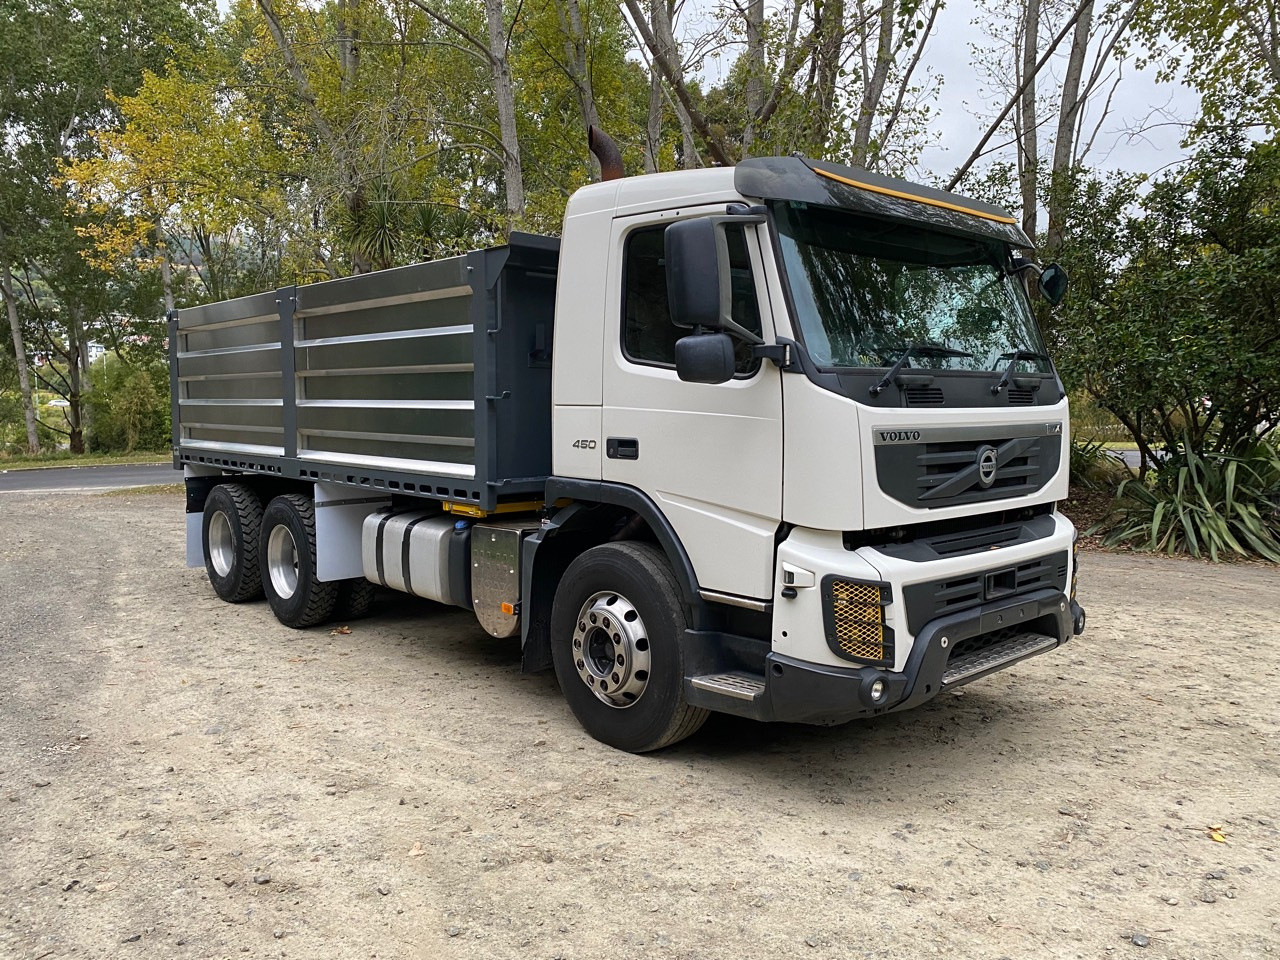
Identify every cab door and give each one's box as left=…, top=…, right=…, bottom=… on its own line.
left=600, top=212, right=783, bottom=600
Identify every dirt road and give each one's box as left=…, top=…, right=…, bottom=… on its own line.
left=1, top=491, right=1277, bottom=959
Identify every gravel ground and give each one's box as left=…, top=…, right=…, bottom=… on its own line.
left=1, top=491, right=1277, bottom=960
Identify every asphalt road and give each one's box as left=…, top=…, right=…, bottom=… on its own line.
left=0, top=461, right=175, bottom=493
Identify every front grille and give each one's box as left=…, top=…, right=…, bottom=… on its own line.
left=874, top=429, right=1063, bottom=509
left=901, top=550, right=1069, bottom=633
left=918, top=439, right=1039, bottom=499
left=821, top=577, right=894, bottom=665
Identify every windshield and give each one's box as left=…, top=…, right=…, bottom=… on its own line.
left=773, top=202, right=1051, bottom=373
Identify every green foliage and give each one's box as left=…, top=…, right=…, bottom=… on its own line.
left=1, top=0, right=210, bottom=451
left=85, top=359, right=171, bottom=453
left=1133, top=0, right=1279, bottom=132
left=1069, top=392, right=1131, bottom=443
left=1053, top=133, right=1280, bottom=463
left=1096, top=441, right=1280, bottom=562
left=1069, top=437, right=1127, bottom=491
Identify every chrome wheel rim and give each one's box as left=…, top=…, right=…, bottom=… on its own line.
left=571, top=591, right=651, bottom=708
left=208, top=510, right=235, bottom=578
left=267, top=524, right=300, bottom=599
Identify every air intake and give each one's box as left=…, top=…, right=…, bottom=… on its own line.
left=822, top=578, right=894, bottom=665
left=1008, top=387, right=1036, bottom=405
left=905, top=384, right=944, bottom=406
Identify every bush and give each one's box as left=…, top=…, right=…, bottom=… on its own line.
left=1070, top=437, right=1129, bottom=490
left=1069, top=394, right=1131, bottom=443
left=85, top=360, right=171, bottom=453
left=1095, top=441, right=1280, bottom=561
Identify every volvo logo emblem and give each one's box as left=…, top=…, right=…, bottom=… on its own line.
left=976, top=445, right=999, bottom=488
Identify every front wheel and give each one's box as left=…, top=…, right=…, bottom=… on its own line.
left=550, top=542, right=708, bottom=753
left=259, top=494, right=338, bottom=629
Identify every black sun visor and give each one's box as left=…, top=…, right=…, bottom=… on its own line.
left=735, top=156, right=1032, bottom=250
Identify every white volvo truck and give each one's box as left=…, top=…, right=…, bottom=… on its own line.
left=172, top=131, right=1086, bottom=752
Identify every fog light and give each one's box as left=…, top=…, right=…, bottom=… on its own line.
left=870, top=678, right=885, bottom=702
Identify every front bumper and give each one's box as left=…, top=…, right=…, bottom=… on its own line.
left=686, top=589, right=1084, bottom=726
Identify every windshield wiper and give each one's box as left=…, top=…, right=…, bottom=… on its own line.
left=990, top=349, right=1051, bottom=396
left=870, top=342, right=974, bottom=397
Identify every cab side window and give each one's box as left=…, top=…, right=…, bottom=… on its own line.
left=621, top=222, right=763, bottom=374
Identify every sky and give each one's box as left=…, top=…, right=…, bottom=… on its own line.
left=911, top=0, right=1199, bottom=183
left=682, top=0, right=1201, bottom=186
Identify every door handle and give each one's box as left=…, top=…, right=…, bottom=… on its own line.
left=606, top=437, right=639, bottom=460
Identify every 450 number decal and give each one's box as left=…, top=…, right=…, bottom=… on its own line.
left=571, top=439, right=597, bottom=449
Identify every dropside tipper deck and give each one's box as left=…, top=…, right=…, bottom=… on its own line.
left=169, top=234, right=560, bottom=511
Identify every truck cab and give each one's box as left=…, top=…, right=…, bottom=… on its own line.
left=535, top=156, right=1083, bottom=740
left=174, top=150, right=1085, bottom=754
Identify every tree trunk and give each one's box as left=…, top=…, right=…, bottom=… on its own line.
left=1046, top=0, right=1094, bottom=255
left=558, top=0, right=599, bottom=152
left=851, top=0, right=896, bottom=168
left=156, top=213, right=175, bottom=315
left=0, top=256, right=39, bottom=454
left=64, top=312, right=86, bottom=454
left=741, top=0, right=765, bottom=156
left=1018, top=0, right=1041, bottom=239
left=337, top=0, right=360, bottom=95
left=649, top=0, right=701, bottom=168
left=485, top=0, right=525, bottom=226
left=809, top=0, right=846, bottom=150
left=645, top=69, right=663, bottom=173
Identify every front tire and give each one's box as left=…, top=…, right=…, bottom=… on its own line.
left=550, top=542, right=708, bottom=752
left=259, top=494, right=338, bottom=629
left=202, top=483, right=264, bottom=603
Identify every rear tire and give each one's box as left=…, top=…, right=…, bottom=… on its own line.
left=550, top=542, right=708, bottom=752
left=202, top=483, right=264, bottom=603
left=335, top=578, right=377, bottom=620
left=259, top=494, right=338, bottom=629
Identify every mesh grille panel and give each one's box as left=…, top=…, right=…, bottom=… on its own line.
left=830, top=580, right=886, bottom=661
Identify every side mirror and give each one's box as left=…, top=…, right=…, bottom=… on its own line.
left=665, top=217, right=722, bottom=330
left=1038, top=262, right=1069, bottom=306
left=664, top=214, right=765, bottom=342
left=675, top=332, right=735, bottom=384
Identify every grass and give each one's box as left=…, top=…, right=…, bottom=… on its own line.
left=99, top=483, right=184, bottom=497
left=0, top=450, right=169, bottom=471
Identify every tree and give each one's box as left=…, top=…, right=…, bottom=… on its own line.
left=1135, top=0, right=1279, bottom=130
left=0, top=237, right=39, bottom=454
left=63, top=62, right=295, bottom=308
left=1054, top=134, right=1280, bottom=466
left=623, top=0, right=945, bottom=171
left=952, top=0, right=1141, bottom=253
left=0, top=0, right=209, bottom=451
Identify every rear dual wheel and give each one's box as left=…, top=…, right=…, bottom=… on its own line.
left=203, top=485, right=374, bottom=627
left=202, top=483, right=264, bottom=603
left=260, top=494, right=338, bottom=629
